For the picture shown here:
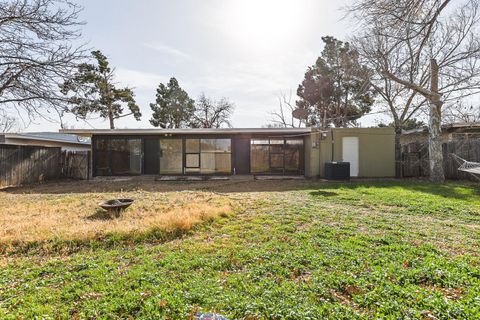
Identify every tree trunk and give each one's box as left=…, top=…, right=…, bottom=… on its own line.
left=108, top=103, right=115, bottom=129
left=428, top=59, right=445, bottom=183
left=394, top=127, right=403, bottom=178
left=109, top=117, right=114, bottom=129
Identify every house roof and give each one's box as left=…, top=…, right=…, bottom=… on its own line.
left=60, top=128, right=314, bottom=137
left=1, top=132, right=91, bottom=145
left=402, top=122, right=480, bottom=135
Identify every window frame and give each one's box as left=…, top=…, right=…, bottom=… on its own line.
left=250, top=137, right=304, bottom=175
left=184, top=137, right=233, bottom=175
left=92, top=136, right=143, bottom=176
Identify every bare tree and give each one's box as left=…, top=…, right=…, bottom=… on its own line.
left=270, top=91, right=306, bottom=128
left=443, top=102, right=480, bottom=123
left=0, top=0, right=85, bottom=122
left=354, top=25, right=429, bottom=177
left=0, top=111, right=19, bottom=132
left=191, top=93, right=234, bottom=128
left=349, top=0, right=480, bottom=182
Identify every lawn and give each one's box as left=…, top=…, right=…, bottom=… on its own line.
left=0, top=179, right=479, bottom=319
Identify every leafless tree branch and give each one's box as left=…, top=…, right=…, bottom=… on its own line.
left=191, top=93, right=235, bottom=128
left=269, top=91, right=306, bottom=128
left=0, top=0, right=87, bottom=123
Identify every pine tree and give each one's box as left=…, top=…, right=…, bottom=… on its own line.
left=149, top=78, right=195, bottom=128
left=62, top=50, right=141, bottom=129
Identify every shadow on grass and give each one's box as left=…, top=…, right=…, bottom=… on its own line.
left=309, top=190, right=338, bottom=197
left=86, top=208, right=115, bottom=220
left=311, top=180, right=480, bottom=202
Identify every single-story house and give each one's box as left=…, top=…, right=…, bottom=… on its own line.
left=0, top=132, right=91, bottom=152
left=401, top=122, right=480, bottom=146
left=60, top=127, right=395, bottom=178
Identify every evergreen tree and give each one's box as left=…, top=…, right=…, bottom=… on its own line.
left=62, top=50, right=141, bottom=129
left=297, top=36, right=375, bottom=128
left=149, top=78, right=195, bottom=128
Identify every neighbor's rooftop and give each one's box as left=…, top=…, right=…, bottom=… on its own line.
left=402, top=122, right=480, bottom=135
left=1, top=132, right=91, bottom=145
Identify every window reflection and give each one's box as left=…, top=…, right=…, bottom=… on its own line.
left=185, top=138, right=232, bottom=174
left=250, top=138, right=303, bottom=174
left=160, top=139, right=183, bottom=174
left=95, top=139, right=110, bottom=176
left=94, top=138, right=142, bottom=175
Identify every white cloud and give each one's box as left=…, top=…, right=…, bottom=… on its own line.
left=115, top=68, right=168, bottom=90
left=143, top=42, right=191, bottom=60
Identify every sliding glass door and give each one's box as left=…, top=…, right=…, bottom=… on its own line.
left=200, top=139, right=231, bottom=174
left=284, top=139, right=303, bottom=173
left=94, top=138, right=142, bottom=175
left=185, top=138, right=232, bottom=174
left=250, top=138, right=304, bottom=174
left=250, top=140, right=269, bottom=173
left=159, top=139, right=183, bottom=174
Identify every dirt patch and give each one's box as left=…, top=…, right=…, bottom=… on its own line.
left=1, top=178, right=314, bottom=195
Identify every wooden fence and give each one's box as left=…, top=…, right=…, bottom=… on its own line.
left=60, top=151, right=90, bottom=180
left=0, top=144, right=61, bottom=188
left=0, top=144, right=90, bottom=188
left=402, top=138, right=480, bottom=180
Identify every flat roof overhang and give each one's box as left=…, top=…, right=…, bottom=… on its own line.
left=60, top=128, right=313, bottom=137
left=2, top=133, right=91, bottom=146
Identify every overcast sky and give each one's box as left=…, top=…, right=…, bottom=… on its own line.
left=24, top=0, right=389, bottom=131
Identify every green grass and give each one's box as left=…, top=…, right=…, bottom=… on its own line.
left=1, top=180, right=480, bottom=319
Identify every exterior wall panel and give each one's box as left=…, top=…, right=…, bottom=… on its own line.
left=319, top=132, right=333, bottom=178
left=331, top=128, right=395, bottom=177
left=304, top=133, right=321, bottom=177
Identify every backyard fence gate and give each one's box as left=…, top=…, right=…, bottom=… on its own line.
left=60, top=150, right=90, bottom=180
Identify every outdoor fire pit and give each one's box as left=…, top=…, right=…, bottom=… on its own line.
left=99, top=198, right=134, bottom=216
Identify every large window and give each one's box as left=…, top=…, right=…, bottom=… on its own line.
left=284, top=139, right=303, bottom=173
left=250, top=138, right=303, bottom=174
left=160, top=139, right=183, bottom=174
left=185, top=138, right=232, bottom=174
left=200, top=139, right=231, bottom=174
left=94, top=136, right=234, bottom=176
left=94, top=138, right=142, bottom=176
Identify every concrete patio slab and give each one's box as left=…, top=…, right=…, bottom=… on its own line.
left=254, top=175, right=305, bottom=180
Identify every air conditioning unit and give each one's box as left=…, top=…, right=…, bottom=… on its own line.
left=325, top=162, right=350, bottom=180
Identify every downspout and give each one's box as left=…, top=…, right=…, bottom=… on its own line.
left=331, top=128, right=334, bottom=162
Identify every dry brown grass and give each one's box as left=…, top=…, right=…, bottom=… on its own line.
left=0, top=185, right=233, bottom=245
left=0, top=178, right=308, bottom=252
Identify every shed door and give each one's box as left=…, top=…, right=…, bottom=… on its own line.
left=342, top=137, right=359, bottom=177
